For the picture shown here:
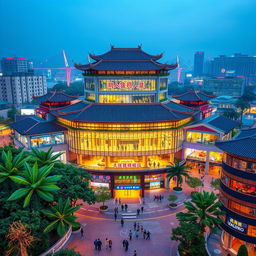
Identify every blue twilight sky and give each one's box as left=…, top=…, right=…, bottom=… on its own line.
left=0, top=0, right=256, bottom=66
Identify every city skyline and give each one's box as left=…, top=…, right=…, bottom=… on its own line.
left=0, top=0, right=256, bottom=65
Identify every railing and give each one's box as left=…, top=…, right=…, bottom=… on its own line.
left=39, top=226, right=72, bottom=256
left=185, top=138, right=216, bottom=145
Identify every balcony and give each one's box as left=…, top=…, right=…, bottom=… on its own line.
left=185, top=138, right=216, bottom=145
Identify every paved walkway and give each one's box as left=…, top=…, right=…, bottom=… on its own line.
left=65, top=174, right=223, bottom=256
left=207, top=229, right=227, bottom=256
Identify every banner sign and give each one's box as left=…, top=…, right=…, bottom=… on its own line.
left=115, top=185, right=140, bottom=190
left=226, top=217, right=248, bottom=234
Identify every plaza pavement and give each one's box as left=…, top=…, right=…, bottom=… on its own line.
left=65, top=174, right=223, bottom=256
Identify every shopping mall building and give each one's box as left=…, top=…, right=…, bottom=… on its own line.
left=216, top=129, right=256, bottom=255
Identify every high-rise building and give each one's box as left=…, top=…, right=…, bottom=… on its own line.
left=0, top=75, right=47, bottom=104
left=1, top=57, right=34, bottom=75
left=193, top=51, right=204, bottom=77
left=208, top=53, right=256, bottom=77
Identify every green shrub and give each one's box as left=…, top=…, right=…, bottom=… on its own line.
left=237, top=244, right=248, bottom=256
left=47, top=248, right=83, bottom=256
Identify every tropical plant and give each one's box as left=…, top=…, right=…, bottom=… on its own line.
left=6, top=221, right=37, bottom=256
left=237, top=244, right=248, bottom=256
left=47, top=248, right=84, bottom=256
left=187, top=177, right=202, bottom=191
left=168, top=194, right=178, bottom=207
left=95, top=187, right=112, bottom=207
left=176, top=191, right=223, bottom=234
left=31, top=147, right=63, bottom=166
left=166, top=161, right=190, bottom=189
left=52, top=163, right=95, bottom=206
left=8, top=162, right=61, bottom=207
left=235, top=98, right=250, bottom=124
left=42, top=198, right=80, bottom=237
left=0, top=150, right=29, bottom=183
left=171, top=221, right=207, bottom=256
left=211, top=178, right=220, bottom=190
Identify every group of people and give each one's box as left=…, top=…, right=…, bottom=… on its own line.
left=132, top=222, right=151, bottom=240
left=94, top=238, right=112, bottom=251
left=136, top=206, right=144, bottom=215
left=153, top=194, right=164, bottom=202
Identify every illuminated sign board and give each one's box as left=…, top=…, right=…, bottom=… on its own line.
left=90, top=182, right=109, bottom=188
left=107, top=81, right=145, bottom=89
left=115, top=185, right=140, bottom=190
left=113, top=163, right=141, bottom=168
left=226, top=217, right=248, bottom=234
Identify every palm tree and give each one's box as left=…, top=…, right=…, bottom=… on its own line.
left=0, top=150, right=29, bottom=183
left=42, top=198, right=80, bottom=237
left=166, top=161, right=190, bottom=189
left=235, top=98, right=250, bottom=124
left=222, top=109, right=240, bottom=120
left=31, top=147, right=63, bottom=166
left=176, top=191, right=223, bottom=234
left=6, top=221, right=37, bottom=256
left=8, top=162, right=62, bottom=207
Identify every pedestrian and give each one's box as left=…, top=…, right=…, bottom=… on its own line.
left=129, top=229, right=133, bottom=240
left=140, top=225, right=143, bottom=233
left=125, top=204, right=128, bottom=211
left=125, top=240, right=129, bottom=251
left=94, top=239, right=98, bottom=250
left=114, top=212, right=117, bottom=221
left=137, top=208, right=140, bottom=215
left=136, top=225, right=140, bottom=232
left=115, top=198, right=118, bottom=204
left=159, top=195, right=162, bottom=202
left=133, top=250, right=137, bottom=256
left=105, top=238, right=109, bottom=249
left=122, top=239, right=126, bottom=248
left=98, top=239, right=102, bottom=250
left=121, top=204, right=124, bottom=211
left=141, top=206, right=144, bottom=213
left=153, top=195, right=156, bottom=201
left=133, top=221, right=137, bottom=231
left=109, top=239, right=112, bottom=249
left=146, top=231, right=151, bottom=240
left=80, top=227, right=84, bottom=237
left=121, top=217, right=124, bottom=227
left=143, top=230, right=146, bottom=239
left=135, top=230, right=139, bottom=239
left=119, top=198, right=121, bottom=205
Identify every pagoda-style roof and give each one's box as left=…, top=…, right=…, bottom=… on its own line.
left=52, top=101, right=196, bottom=123
left=10, top=117, right=67, bottom=135
left=33, top=91, right=78, bottom=103
left=75, top=46, right=177, bottom=72
left=216, top=137, right=256, bottom=160
left=172, top=89, right=215, bottom=102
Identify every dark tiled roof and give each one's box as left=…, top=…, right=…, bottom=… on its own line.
left=208, top=115, right=238, bottom=133
left=10, top=117, right=67, bottom=135
left=235, top=128, right=256, bottom=139
left=172, top=89, right=215, bottom=101
left=15, top=115, right=37, bottom=122
left=75, top=46, right=177, bottom=71
left=54, top=101, right=89, bottom=114
left=76, top=60, right=177, bottom=71
left=56, top=103, right=194, bottom=122
left=89, top=47, right=163, bottom=61
left=164, top=101, right=195, bottom=114
left=216, top=138, right=256, bottom=159
left=34, top=91, right=78, bottom=103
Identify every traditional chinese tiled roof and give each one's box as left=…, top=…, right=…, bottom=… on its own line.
left=186, top=115, right=238, bottom=134
left=172, top=89, right=215, bottom=101
left=234, top=128, right=256, bottom=140
left=10, top=117, right=67, bottom=135
left=75, top=46, right=177, bottom=71
left=33, top=91, right=78, bottom=103
left=216, top=137, right=256, bottom=159
left=52, top=102, right=195, bottom=123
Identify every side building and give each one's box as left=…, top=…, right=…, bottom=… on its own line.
left=216, top=129, right=256, bottom=255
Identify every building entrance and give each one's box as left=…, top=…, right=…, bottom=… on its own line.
left=114, top=189, right=141, bottom=198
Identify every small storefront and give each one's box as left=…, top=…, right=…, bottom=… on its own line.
left=90, top=175, right=111, bottom=189
left=144, top=174, right=164, bottom=190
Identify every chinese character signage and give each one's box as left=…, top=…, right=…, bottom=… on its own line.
left=113, top=163, right=141, bottom=168
left=115, top=185, right=140, bottom=190
left=107, top=81, right=145, bottom=89
left=226, top=217, right=248, bottom=234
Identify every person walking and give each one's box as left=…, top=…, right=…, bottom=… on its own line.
left=115, top=198, right=118, bottom=204
left=141, top=206, right=144, bottom=213
left=122, top=239, right=126, bottom=248
left=94, top=239, right=98, bottom=250
left=105, top=238, right=109, bottom=249
left=137, top=208, right=140, bottom=215
left=121, top=204, right=124, bottom=211
left=125, top=204, right=128, bottom=211
left=143, top=230, right=146, bottom=239
left=140, top=225, right=143, bottom=233
left=129, top=229, right=133, bottom=240
left=125, top=240, right=129, bottom=251
left=133, top=250, right=137, bottom=256
left=133, top=221, right=137, bottom=231
left=121, top=217, right=124, bottom=227
left=114, top=212, right=117, bottom=221
left=80, top=227, right=84, bottom=237
left=98, top=239, right=102, bottom=250
left=135, top=230, right=139, bottom=239
left=119, top=198, right=121, bottom=205
left=146, top=231, right=151, bottom=240
left=109, top=239, right=112, bottom=249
